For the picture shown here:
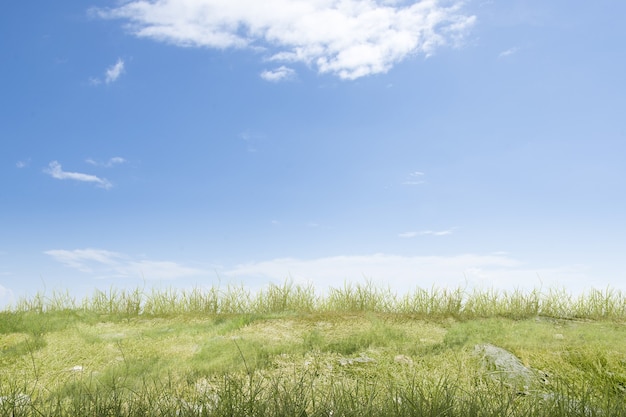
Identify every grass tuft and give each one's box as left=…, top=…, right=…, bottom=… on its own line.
left=7, top=281, right=626, bottom=320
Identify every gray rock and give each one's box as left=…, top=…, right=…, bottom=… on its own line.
left=474, top=344, right=535, bottom=391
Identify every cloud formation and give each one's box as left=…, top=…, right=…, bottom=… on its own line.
left=399, top=228, right=456, bottom=237
left=403, top=171, right=425, bottom=185
left=45, top=248, right=122, bottom=272
left=44, top=161, right=113, bottom=189
left=94, top=0, right=475, bottom=80
left=16, top=159, right=31, bottom=168
left=45, top=248, right=205, bottom=280
left=498, top=47, right=518, bottom=58
left=86, top=156, right=127, bottom=167
left=223, top=253, right=593, bottom=294
left=105, top=59, right=125, bottom=83
left=260, top=66, right=296, bottom=82
left=90, top=58, right=125, bottom=85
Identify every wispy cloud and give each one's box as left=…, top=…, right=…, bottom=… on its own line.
left=16, top=158, right=31, bottom=168
left=260, top=66, right=296, bottom=82
left=403, top=171, right=425, bottom=185
left=45, top=248, right=205, bottom=280
left=223, top=253, right=593, bottom=294
left=105, top=59, right=125, bottom=83
left=44, top=161, right=113, bottom=189
left=498, top=47, right=519, bottom=58
left=93, top=1, right=475, bottom=80
left=90, top=58, right=125, bottom=85
left=423, top=229, right=455, bottom=236
left=118, top=261, right=205, bottom=281
left=44, top=249, right=123, bottom=273
left=86, top=156, right=127, bottom=167
left=239, top=130, right=268, bottom=152
left=399, top=228, right=456, bottom=238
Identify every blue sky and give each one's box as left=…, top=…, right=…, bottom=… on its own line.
left=2, top=0, right=625, bottom=307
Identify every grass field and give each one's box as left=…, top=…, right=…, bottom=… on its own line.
left=1, top=282, right=625, bottom=416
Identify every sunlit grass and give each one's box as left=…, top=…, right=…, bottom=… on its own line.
left=8, top=280, right=626, bottom=320
left=1, top=281, right=626, bottom=416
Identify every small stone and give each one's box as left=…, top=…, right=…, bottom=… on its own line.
left=553, top=334, right=564, bottom=340
left=394, top=354, right=413, bottom=365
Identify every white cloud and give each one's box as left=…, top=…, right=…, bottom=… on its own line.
left=498, top=47, right=518, bottom=58
left=260, top=66, right=296, bottom=82
left=45, top=248, right=205, bottom=280
left=223, top=253, right=595, bottom=295
left=44, top=161, right=113, bottom=189
left=399, top=228, right=456, bottom=237
left=86, top=157, right=127, bottom=167
left=42, top=249, right=611, bottom=296
left=403, top=171, right=425, bottom=185
left=105, top=59, right=125, bottom=83
left=427, top=229, right=454, bottom=236
left=94, top=0, right=475, bottom=80
left=90, top=59, right=125, bottom=85
left=44, top=249, right=123, bottom=273
left=118, top=261, right=205, bottom=281
left=16, top=159, right=31, bottom=168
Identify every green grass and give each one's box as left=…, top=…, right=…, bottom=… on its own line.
left=1, top=281, right=626, bottom=416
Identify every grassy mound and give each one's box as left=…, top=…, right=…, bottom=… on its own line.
left=1, top=282, right=625, bottom=416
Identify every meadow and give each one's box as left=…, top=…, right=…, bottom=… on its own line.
left=1, top=281, right=626, bottom=416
